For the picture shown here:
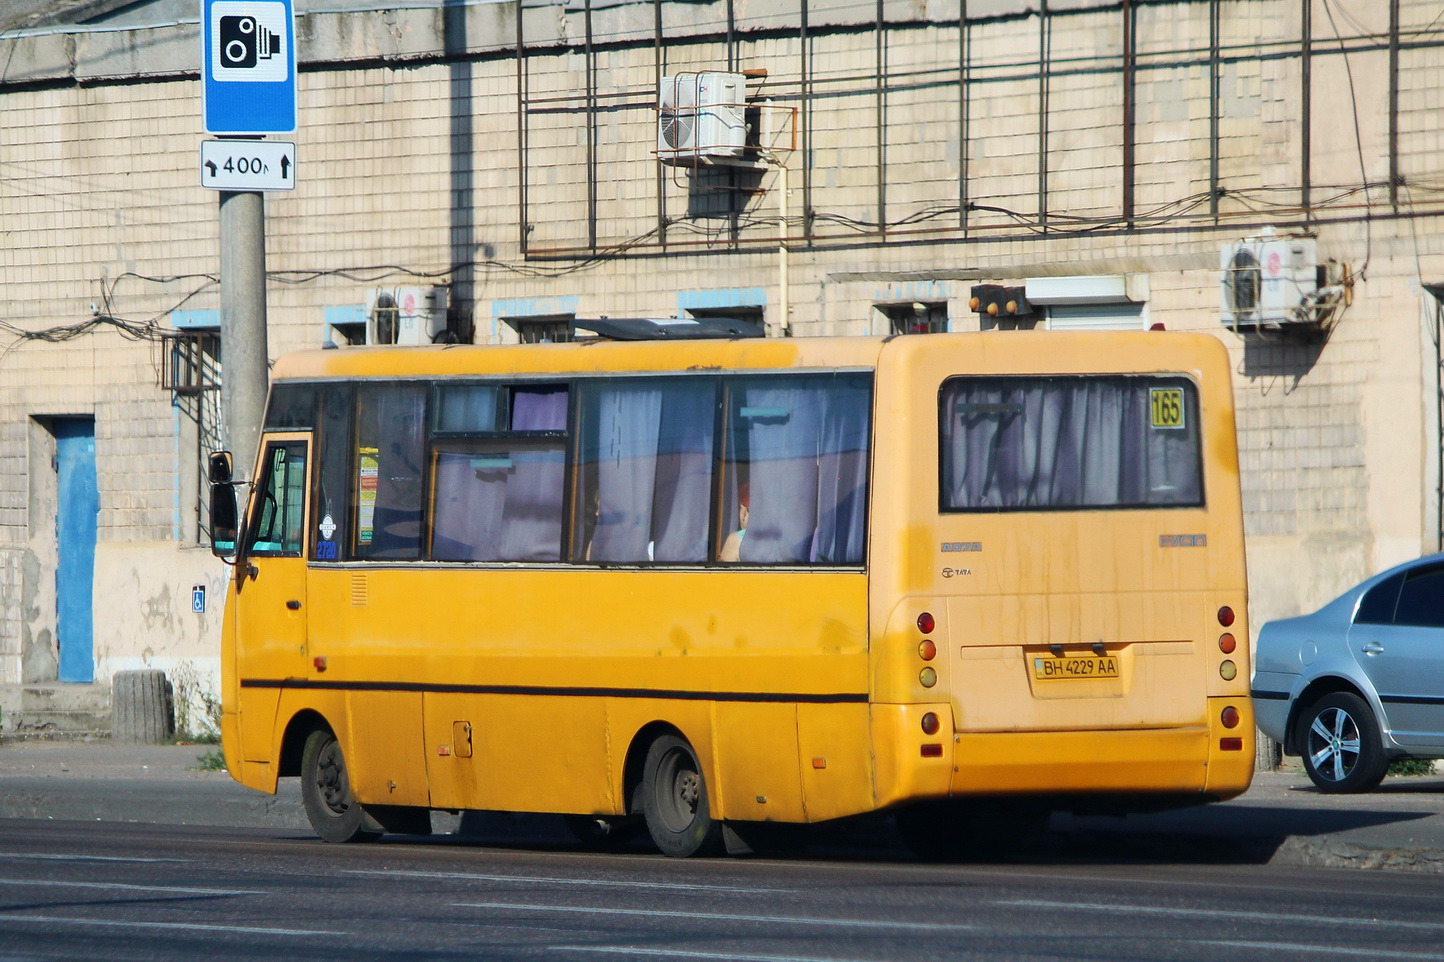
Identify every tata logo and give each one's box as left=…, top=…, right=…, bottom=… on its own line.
left=941, top=542, right=982, bottom=552
left=1160, top=534, right=1207, bottom=548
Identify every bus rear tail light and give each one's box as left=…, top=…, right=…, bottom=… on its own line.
left=919, top=667, right=937, bottom=688
left=917, top=612, right=935, bottom=634
left=918, top=640, right=937, bottom=661
left=1220, top=706, right=1240, bottom=729
left=1219, top=738, right=1243, bottom=752
left=1218, top=632, right=1237, bottom=654
left=1219, top=660, right=1237, bottom=681
left=921, top=712, right=940, bottom=736
left=1217, top=606, right=1236, bottom=627
left=921, top=744, right=943, bottom=758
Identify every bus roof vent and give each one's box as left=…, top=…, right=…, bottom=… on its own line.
left=570, top=317, right=765, bottom=340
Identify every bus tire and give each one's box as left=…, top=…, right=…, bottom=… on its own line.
left=300, top=728, right=382, bottom=843
left=1294, top=691, right=1388, bottom=794
left=640, top=734, right=723, bottom=858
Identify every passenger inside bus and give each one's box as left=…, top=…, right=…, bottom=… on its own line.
left=720, top=483, right=749, bottom=562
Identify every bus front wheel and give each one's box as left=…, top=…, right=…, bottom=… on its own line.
left=640, top=734, right=722, bottom=857
left=300, top=728, right=382, bottom=844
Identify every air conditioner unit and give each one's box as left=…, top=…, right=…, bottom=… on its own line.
left=1220, top=233, right=1326, bottom=328
left=658, top=72, right=747, bottom=166
left=366, top=286, right=449, bottom=345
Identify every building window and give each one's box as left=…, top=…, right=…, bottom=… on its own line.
left=506, top=316, right=574, bottom=344
left=877, top=301, right=949, bottom=335
left=1044, top=303, right=1147, bottom=331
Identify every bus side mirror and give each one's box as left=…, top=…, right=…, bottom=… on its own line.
left=208, top=451, right=238, bottom=558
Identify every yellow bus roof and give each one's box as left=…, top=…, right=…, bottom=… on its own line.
left=269, top=331, right=1226, bottom=381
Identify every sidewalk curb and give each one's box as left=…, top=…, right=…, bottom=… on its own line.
left=1270, top=835, right=1444, bottom=874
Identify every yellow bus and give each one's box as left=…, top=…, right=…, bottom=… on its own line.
left=210, top=326, right=1252, bottom=857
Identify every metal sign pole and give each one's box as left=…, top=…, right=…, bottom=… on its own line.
left=218, top=189, right=268, bottom=482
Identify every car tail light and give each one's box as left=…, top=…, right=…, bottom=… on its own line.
left=1218, top=632, right=1237, bottom=654
left=917, top=612, right=935, bottom=634
left=1217, top=606, right=1235, bottom=627
left=1220, top=705, right=1240, bottom=729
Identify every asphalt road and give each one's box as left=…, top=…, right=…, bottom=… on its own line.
left=4, top=817, right=1444, bottom=962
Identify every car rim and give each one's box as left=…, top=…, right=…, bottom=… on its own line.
left=1307, top=707, right=1362, bottom=782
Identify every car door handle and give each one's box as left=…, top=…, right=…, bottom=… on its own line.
left=1361, top=642, right=1384, bottom=655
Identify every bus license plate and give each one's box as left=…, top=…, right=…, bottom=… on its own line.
left=1033, top=655, right=1120, bottom=680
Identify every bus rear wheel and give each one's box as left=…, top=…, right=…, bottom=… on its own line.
left=640, top=734, right=722, bottom=858
left=300, top=728, right=381, bottom=844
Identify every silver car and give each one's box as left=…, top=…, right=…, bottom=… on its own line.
left=1253, top=553, right=1444, bottom=793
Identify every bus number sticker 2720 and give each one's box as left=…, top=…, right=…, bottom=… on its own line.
left=1033, top=655, right=1120, bottom=680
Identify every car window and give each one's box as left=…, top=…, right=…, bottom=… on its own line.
left=1355, top=572, right=1405, bottom=625
left=1394, top=565, right=1444, bottom=629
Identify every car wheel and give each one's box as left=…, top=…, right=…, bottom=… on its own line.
left=300, top=728, right=382, bottom=843
left=639, top=734, right=722, bottom=858
left=1295, top=691, right=1388, bottom=794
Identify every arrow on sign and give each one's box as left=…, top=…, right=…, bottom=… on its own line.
left=281, top=154, right=290, bottom=180
left=204, top=160, right=218, bottom=177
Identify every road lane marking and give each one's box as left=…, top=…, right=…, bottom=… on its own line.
left=0, top=853, right=191, bottom=864
left=1208, top=940, right=1444, bottom=960
left=553, top=947, right=886, bottom=962
left=0, top=877, right=258, bottom=896
left=997, top=899, right=1444, bottom=932
left=346, top=869, right=790, bottom=894
left=795, top=861, right=1444, bottom=903
left=454, top=901, right=973, bottom=932
left=0, top=916, right=341, bottom=937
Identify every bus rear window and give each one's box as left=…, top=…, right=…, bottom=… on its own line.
left=939, top=375, right=1203, bottom=512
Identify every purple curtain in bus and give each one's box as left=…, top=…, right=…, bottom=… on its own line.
left=432, top=442, right=565, bottom=561
left=940, top=378, right=1202, bottom=510
left=584, top=381, right=713, bottom=564
left=736, top=377, right=870, bottom=565
left=431, top=386, right=568, bottom=561
left=512, top=386, right=567, bottom=431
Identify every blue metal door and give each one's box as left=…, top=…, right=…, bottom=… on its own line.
left=56, top=418, right=97, bottom=683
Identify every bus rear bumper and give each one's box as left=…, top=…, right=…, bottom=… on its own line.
left=950, top=727, right=1215, bottom=797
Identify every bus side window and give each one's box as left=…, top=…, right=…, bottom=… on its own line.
left=354, top=384, right=426, bottom=560
left=248, top=441, right=307, bottom=557
left=312, top=383, right=353, bottom=562
left=431, top=384, right=568, bottom=563
left=721, top=374, right=871, bottom=566
left=574, top=378, right=716, bottom=564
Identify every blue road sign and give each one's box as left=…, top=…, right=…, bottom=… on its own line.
left=202, top=0, right=296, bottom=134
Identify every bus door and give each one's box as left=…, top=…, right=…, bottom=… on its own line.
left=234, top=433, right=312, bottom=763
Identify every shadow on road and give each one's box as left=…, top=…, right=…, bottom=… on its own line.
left=373, top=801, right=1437, bottom=868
